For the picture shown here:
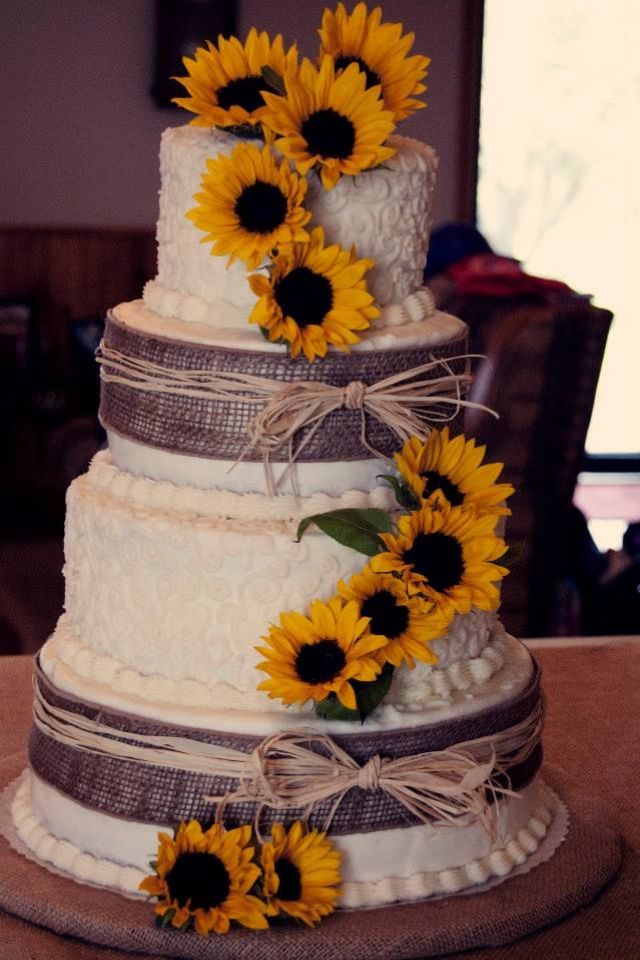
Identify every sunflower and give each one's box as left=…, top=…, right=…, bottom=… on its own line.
left=261, top=55, right=396, bottom=190
left=187, top=142, right=311, bottom=270
left=256, top=596, right=387, bottom=710
left=139, top=820, right=268, bottom=936
left=337, top=567, right=451, bottom=668
left=395, top=428, right=515, bottom=516
left=370, top=502, right=509, bottom=617
left=248, top=226, right=378, bottom=361
left=173, top=29, right=297, bottom=130
left=319, top=3, right=430, bottom=122
left=261, top=821, right=341, bottom=926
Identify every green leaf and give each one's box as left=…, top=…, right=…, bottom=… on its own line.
left=224, top=122, right=263, bottom=140
left=315, top=693, right=360, bottom=722
left=315, top=663, right=395, bottom=723
left=376, top=474, right=420, bottom=511
left=261, top=65, right=286, bottom=95
left=500, top=541, right=526, bottom=567
left=156, top=908, right=176, bottom=929
left=296, top=508, right=392, bottom=556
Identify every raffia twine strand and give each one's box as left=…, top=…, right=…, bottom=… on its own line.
left=97, top=342, right=497, bottom=495
left=32, top=679, right=542, bottom=841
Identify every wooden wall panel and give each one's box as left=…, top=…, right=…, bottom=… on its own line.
left=0, top=227, right=155, bottom=375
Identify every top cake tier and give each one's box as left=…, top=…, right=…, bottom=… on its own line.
left=144, top=125, right=438, bottom=333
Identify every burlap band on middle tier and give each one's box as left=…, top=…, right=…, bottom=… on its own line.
left=30, top=659, right=543, bottom=835
left=98, top=313, right=470, bottom=462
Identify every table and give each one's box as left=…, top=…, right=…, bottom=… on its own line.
left=1, top=639, right=639, bottom=959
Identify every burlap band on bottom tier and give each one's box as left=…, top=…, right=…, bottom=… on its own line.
left=98, top=312, right=470, bottom=462
left=29, top=659, right=543, bottom=833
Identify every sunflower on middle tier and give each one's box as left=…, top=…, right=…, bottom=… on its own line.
left=261, top=55, right=396, bottom=190
left=187, top=142, right=311, bottom=270
left=337, top=567, right=451, bottom=668
left=249, top=226, right=378, bottom=361
left=370, top=501, right=509, bottom=617
left=256, top=596, right=387, bottom=710
left=395, top=427, right=515, bottom=517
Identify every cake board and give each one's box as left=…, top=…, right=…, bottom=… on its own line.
left=0, top=753, right=622, bottom=960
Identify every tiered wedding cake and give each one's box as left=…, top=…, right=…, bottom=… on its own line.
left=12, top=4, right=557, bottom=938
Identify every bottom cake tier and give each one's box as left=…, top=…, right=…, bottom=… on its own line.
left=13, top=644, right=555, bottom=910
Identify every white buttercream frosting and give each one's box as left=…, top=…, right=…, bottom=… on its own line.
left=113, top=298, right=467, bottom=352
left=143, top=280, right=440, bottom=333
left=86, top=449, right=395, bottom=521
left=108, top=430, right=389, bottom=497
left=16, top=772, right=555, bottom=908
left=148, top=125, right=438, bottom=335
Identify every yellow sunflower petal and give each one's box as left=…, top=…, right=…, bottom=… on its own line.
left=245, top=224, right=377, bottom=362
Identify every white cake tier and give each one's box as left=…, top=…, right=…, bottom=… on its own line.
left=59, top=452, right=519, bottom=721
left=148, top=125, right=437, bottom=333
left=15, top=772, right=555, bottom=908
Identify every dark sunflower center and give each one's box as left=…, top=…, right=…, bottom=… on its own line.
left=274, top=266, right=334, bottom=327
left=275, top=857, right=302, bottom=901
left=301, top=108, right=356, bottom=159
left=234, top=180, right=288, bottom=234
left=361, top=590, right=409, bottom=639
left=295, top=639, right=346, bottom=684
left=402, top=532, right=464, bottom=593
left=165, top=851, right=230, bottom=910
left=216, top=74, right=270, bottom=113
left=420, top=470, right=464, bottom=507
left=334, top=55, right=381, bottom=90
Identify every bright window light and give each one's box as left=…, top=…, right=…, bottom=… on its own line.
left=477, top=0, right=639, bottom=456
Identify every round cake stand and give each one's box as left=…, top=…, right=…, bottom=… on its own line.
left=0, top=754, right=622, bottom=960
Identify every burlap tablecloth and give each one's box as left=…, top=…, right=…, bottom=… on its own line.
left=0, top=640, right=638, bottom=959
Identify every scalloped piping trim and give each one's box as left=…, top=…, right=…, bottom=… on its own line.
left=388, top=631, right=506, bottom=711
left=143, top=279, right=437, bottom=333
left=85, top=449, right=396, bottom=525
left=8, top=771, right=558, bottom=907
left=42, top=616, right=505, bottom=718
left=10, top=772, right=143, bottom=897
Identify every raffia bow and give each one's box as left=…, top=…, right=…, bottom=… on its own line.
left=239, top=356, right=496, bottom=493
left=209, top=708, right=543, bottom=840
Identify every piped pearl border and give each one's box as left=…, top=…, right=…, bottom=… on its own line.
left=144, top=279, right=437, bottom=336
left=41, top=618, right=507, bottom=719
left=8, top=771, right=561, bottom=908
left=85, top=449, right=396, bottom=525
left=10, top=772, right=142, bottom=896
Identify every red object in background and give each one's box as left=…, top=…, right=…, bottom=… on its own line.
left=447, top=253, right=575, bottom=301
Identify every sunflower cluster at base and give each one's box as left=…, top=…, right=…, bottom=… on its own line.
left=140, top=818, right=341, bottom=936
left=256, top=428, right=516, bottom=721
left=173, top=4, right=430, bottom=361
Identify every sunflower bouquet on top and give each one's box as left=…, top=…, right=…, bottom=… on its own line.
left=256, top=427, right=516, bottom=722
left=171, top=3, right=431, bottom=361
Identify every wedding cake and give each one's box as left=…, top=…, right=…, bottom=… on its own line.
left=11, top=4, right=557, bottom=938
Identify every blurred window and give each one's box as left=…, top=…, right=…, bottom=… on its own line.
left=477, top=0, right=639, bottom=458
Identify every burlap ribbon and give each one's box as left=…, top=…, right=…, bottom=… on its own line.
left=31, top=668, right=543, bottom=840
left=97, top=314, right=484, bottom=484
left=97, top=341, right=494, bottom=493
